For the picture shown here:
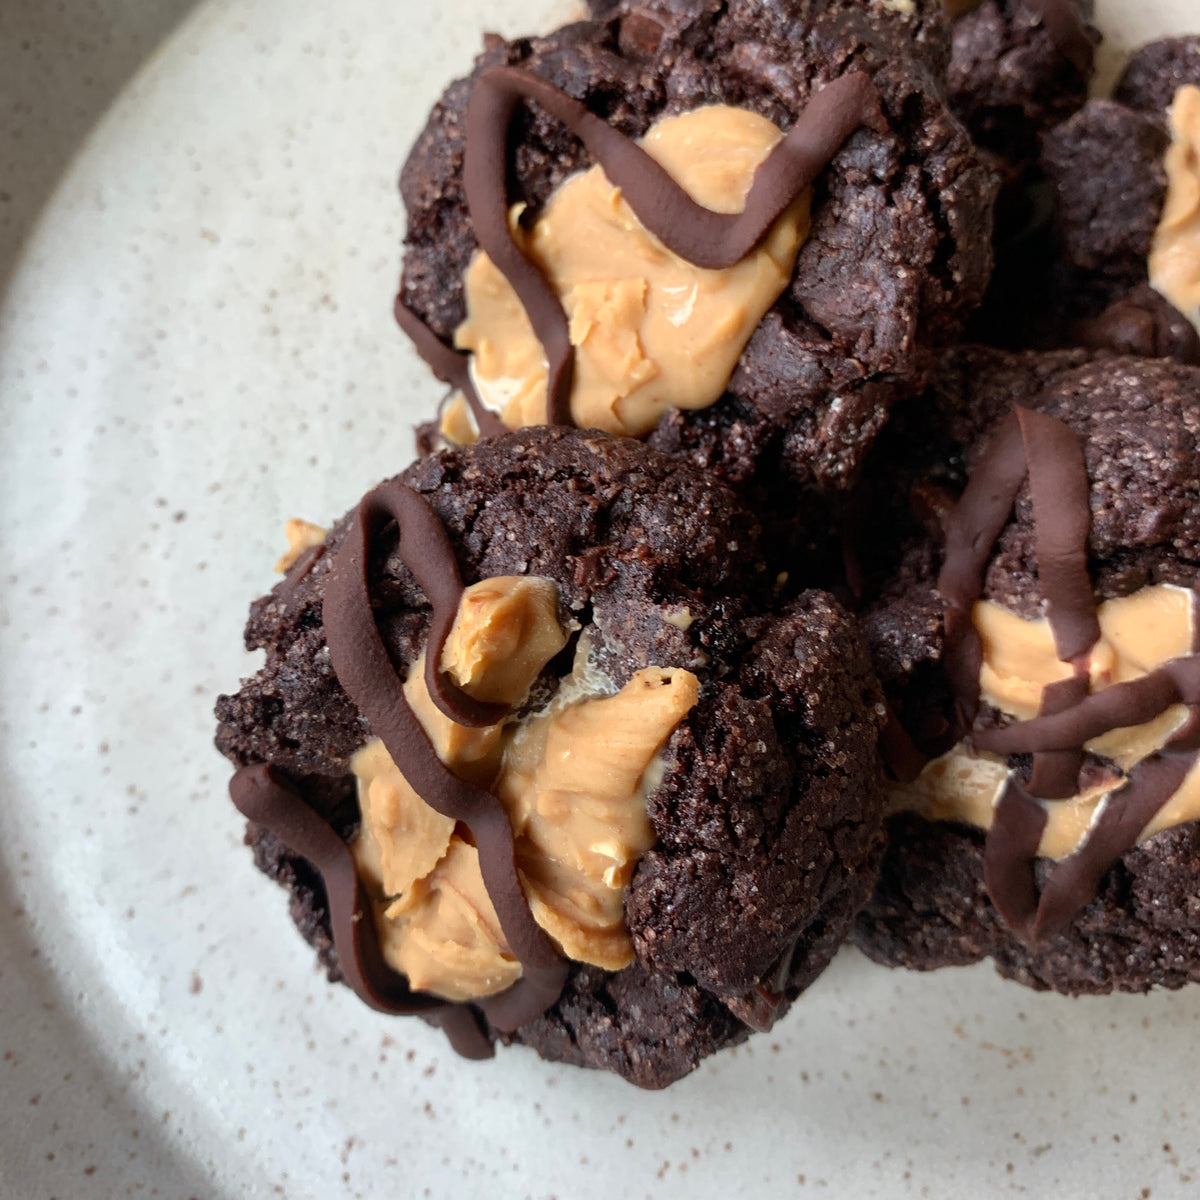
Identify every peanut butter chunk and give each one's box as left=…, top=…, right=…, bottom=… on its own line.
left=351, top=730, right=457, bottom=900
left=273, top=518, right=327, bottom=573
left=437, top=394, right=478, bottom=447
left=380, top=838, right=522, bottom=1002
left=441, top=575, right=568, bottom=704
left=497, top=667, right=701, bottom=970
left=1151, top=84, right=1200, bottom=335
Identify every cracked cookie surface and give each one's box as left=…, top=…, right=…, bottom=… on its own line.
left=216, top=427, right=887, bottom=1086
left=400, top=0, right=995, bottom=501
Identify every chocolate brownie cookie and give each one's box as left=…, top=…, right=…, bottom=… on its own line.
left=850, top=346, right=1200, bottom=994
left=585, top=0, right=954, bottom=73
left=950, top=0, right=1101, bottom=351
left=947, top=0, right=1097, bottom=188
left=397, top=1, right=995, bottom=508
left=215, top=427, right=887, bottom=1087
left=1114, top=34, right=1200, bottom=116
left=1031, top=37, right=1200, bottom=362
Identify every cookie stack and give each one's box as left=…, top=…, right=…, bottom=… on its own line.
left=215, top=0, right=1200, bottom=1087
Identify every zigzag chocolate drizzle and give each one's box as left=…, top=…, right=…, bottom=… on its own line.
left=228, top=764, right=494, bottom=1059
left=1015, top=407, right=1099, bottom=662
left=327, top=480, right=510, bottom=730
left=320, top=480, right=569, bottom=1032
left=936, top=405, right=1200, bottom=939
left=398, top=65, right=885, bottom=431
left=974, top=656, right=1200, bottom=755
left=229, top=483, right=573, bottom=1049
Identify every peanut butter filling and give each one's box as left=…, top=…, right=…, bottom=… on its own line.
left=898, top=584, right=1200, bottom=858
left=351, top=579, right=699, bottom=1001
left=498, top=663, right=699, bottom=969
left=381, top=837, right=522, bottom=1004
left=274, top=518, right=327, bottom=573
left=450, top=105, right=811, bottom=441
left=441, top=576, right=571, bottom=705
left=1150, top=84, right=1200, bottom=336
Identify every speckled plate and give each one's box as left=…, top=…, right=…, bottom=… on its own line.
left=2, top=1, right=1199, bottom=1196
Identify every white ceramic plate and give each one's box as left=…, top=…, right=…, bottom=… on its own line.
left=3, top=1, right=1199, bottom=1196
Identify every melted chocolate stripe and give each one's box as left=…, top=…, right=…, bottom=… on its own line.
left=1013, top=405, right=1099, bottom=798
left=467, top=68, right=886, bottom=274
left=463, top=73, right=575, bottom=427
left=1027, top=672, right=1090, bottom=799
left=1014, top=406, right=1099, bottom=664
left=1030, top=749, right=1200, bottom=940
left=938, top=412, right=1026, bottom=612
left=322, top=480, right=568, bottom=1031
left=974, top=656, right=1200, bottom=756
left=362, top=482, right=507, bottom=729
left=228, top=763, right=494, bottom=1060
left=394, top=296, right=506, bottom=440
left=938, top=410, right=1027, bottom=729
left=982, top=779, right=1046, bottom=935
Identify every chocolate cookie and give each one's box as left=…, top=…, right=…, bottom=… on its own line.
left=945, top=0, right=1098, bottom=352
left=850, top=346, right=1200, bottom=994
left=215, top=427, right=887, bottom=1087
left=947, top=0, right=1098, bottom=186
left=1030, top=38, right=1200, bottom=362
left=1114, top=34, right=1200, bottom=116
left=397, top=1, right=995, bottom=508
left=585, top=0, right=954, bottom=73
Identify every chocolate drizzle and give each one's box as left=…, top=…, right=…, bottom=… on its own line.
left=331, top=480, right=509, bottom=730
left=938, top=409, right=1028, bottom=730
left=228, top=482, right=572, bottom=1046
left=398, top=65, right=885, bottom=431
left=320, top=480, right=569, bottom=1031
left=932, top=404, right=1200, bottom=939
left=394, top=298, right=505, bottom=440
left=981, top=778, right=1046, bottom=932
left=1029, top=749, right=1198, bottom=940
left=1026, top=672, right=1088, bottom=799
left=228, top=763, right=493, bottom=1060
left=1015, top=406, right=1098, bottom=663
